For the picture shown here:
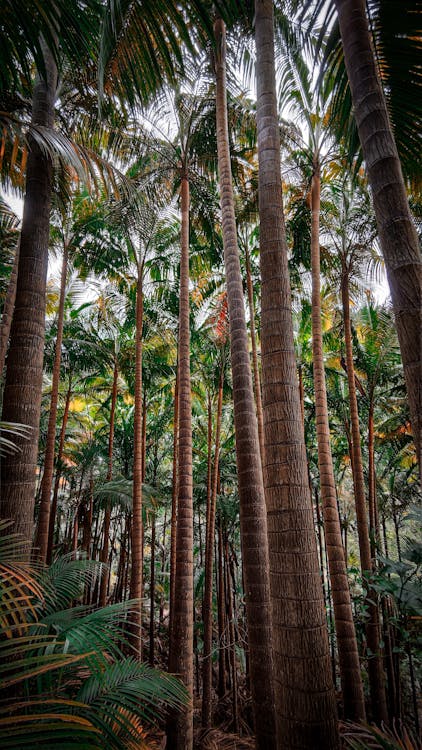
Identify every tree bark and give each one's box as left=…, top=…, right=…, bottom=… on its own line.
left=245, top=242, right=265, bottom=462
left=311, top=161, right=366, bottom=721
left=149, top=511, right=156, bottom=666
left=202, top=367, right=223, bottom=728
left=34, top=241, right=69, bottom=561
left=0, top=48, right=57, bottom=547
left=46, top=380, right=71, bottom=564
left=167, top=175, right=194, bottom=750
left=99, top=357, right=119, bottom=607
left=334, top=0, right=422, bottom=473
left=129, top=263, right=144, bottom=658
left=341, top=273, right=388, bottom=724
left=168, top=368, right=179, bottom=658
left=0, top=238, right=20, bottom=377
left=214, top=17, right=277, bottom=748
left=254, top=3, right=339, bottom=747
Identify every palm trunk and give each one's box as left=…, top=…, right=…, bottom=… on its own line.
left=202, top=367, right=223, bottom=728
left=0, top=48, right=57, bottom=547
left=224, top=535, right=239, bottom=733
left=214, top=18, right=276, bottom=748
left=129, top=264, right=144, bottom=658
left=167, top=174, right=194, bottom=750
left=47, top=379, right=72, bottom=563
left=35, top=241, right=69, bottom=561
left=99, top=357, right=119, bottom=607
left=149, top=511, right=156, bottom=666
left=334, top=0, right=421, bottom=472
left=341, top=273, right=388, bottom=723
left=311, top=162, right=365, bottom=720
left=168, top=368, right=179, bottom=657
left=0, top=238, right=20, bottom=377
left=245, top=243, right=265, bottom=461
left=254, top=3, right=339, bottom=747
left=217, top=516, right=227, bottom=699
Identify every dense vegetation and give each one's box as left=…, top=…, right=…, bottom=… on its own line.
left=0, top=1, right=421, bottom=749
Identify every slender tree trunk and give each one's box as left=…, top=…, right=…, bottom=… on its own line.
left=245, top=242, right=265, bottom=461
left=341, top=273, right=388, bottom=723
left=311, top=161, right=366, bottom=720
left=168, top=368, right=179, bottom=660
left=224, top=535, right=239, bottom=733
left=46, top=380, right=72, bottom=563
left=149, top=511, right=156, bottom=666
left=217, top=516, right=227, bottom=699
left=167, top=175, right=194, bottom=750
left=214, top=18, right=276, bottom=748
left=129, top=264, right=144, bottom=658
left=0, top=48, right=57, bottom=547
left=99, top=357, right=119, bottom=607
left=0, top=238, right=20, bottom=377
left=254, top=3, right=339, bottom=747
left=334, top=0, right=422, bottom=473
left=202, top=368, right=223, bottom=728
left=34, top=241, right=69, bottom=561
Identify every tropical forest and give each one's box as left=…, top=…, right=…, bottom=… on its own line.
left=0, top=1, right=421, bottom=748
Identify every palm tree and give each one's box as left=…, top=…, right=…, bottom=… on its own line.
left=254, top=1, right=339, bottom=747
left=214, top=17, right=276, bottom=748
left=332, top=0, right=421, bottom=473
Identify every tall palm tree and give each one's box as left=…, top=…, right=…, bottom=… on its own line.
left=214, top=17, right=276, bottom=748
left=254, top=1, right=339, bottom=747
left=332, top=0, right=421, bottom=473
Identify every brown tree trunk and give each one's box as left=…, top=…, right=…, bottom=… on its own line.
left=167, top=175, right=194, bottom=750
left=341, top=273, right=388, bottom=723
left=334, top=0, right=422, bottom=473
left=214, top=17, right=277, bottom=748
left=217, top=516, right=227, bottom=699
left=99, top=357, right=119, bottom=607
left=202, top=367, right=223, bottom=728
left=149, top=511, right=156, bottom=666
left=34, top=241, right=69, bottom=561
left=0, top=238, right=20, bottom=376
left=245, top=242, right=265, bottom=461
left=311, top=162, right=366, bottom=721
left=129, top=263, right=144, bottom=658
left=224, top=534, right=239, bottom=733
left=46, top=379, right=72, bottom=563
left=254, top=3, right=339, bottom=747
left=168, top=368, right=179, bottom=660
left=0, top=48, right=57, bottom=548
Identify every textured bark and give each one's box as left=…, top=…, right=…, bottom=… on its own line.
left=129, top=264, right=144, bottom=658
left=149, top=511, right=156, bottom=666
left=167, top=175, right=194, bottom=750
left=0, top=48, right=57, bottom=547
left=202, top=368, right=223, bottom=728
left=224, top=535, right=239, bottom=733
left=214, top=17, right=277, bottom=749
left=99, top=358, right=119, bottom=608
left=245, top=243, right=265, bottom=462
left=341, top=274, right=388, bottom=723
left=254, top=3, right=339, bottom=747
left=311, top=163, right=365, bottom=721
left=0, top=239, right=20, bottom=377
left=168, top=368, right=179, bottom=659
left=46, top=381, right=71, bottom=564
left=334, top=0, right=422, bottom=472
left=217, top=517, right=227, bottom=699
left=34, top=242, right=69, bottom=561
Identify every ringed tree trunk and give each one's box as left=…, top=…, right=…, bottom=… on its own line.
left=129, top=262, right=144, bottom=658
left=35, top=240, right=69, bottom=561
left=341, top=272, right=388, bottom=724
left=46, top=378, right=72, bottom=563
left=254, top=2, right=339, bottom=748
left=201, top=366, right=223, bottom=728
left=99, top=356, right=119, bottom=608
left=167, top=174, right=194, bottom=750
left=0, top=48, right=57, bottom=547
left=311, top=160, right=365, bottom=721
left=0, top=238, right=20, bottom=376
left=244, top=241, right=265, bottom=461
left=168, top=367, right=179, bottom=657
left=214, top=18, right=277, bottom=749
left=334, top=0, right=421, bottom=473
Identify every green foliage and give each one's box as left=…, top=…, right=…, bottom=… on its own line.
left=0, top=522, right=187, bottom=749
